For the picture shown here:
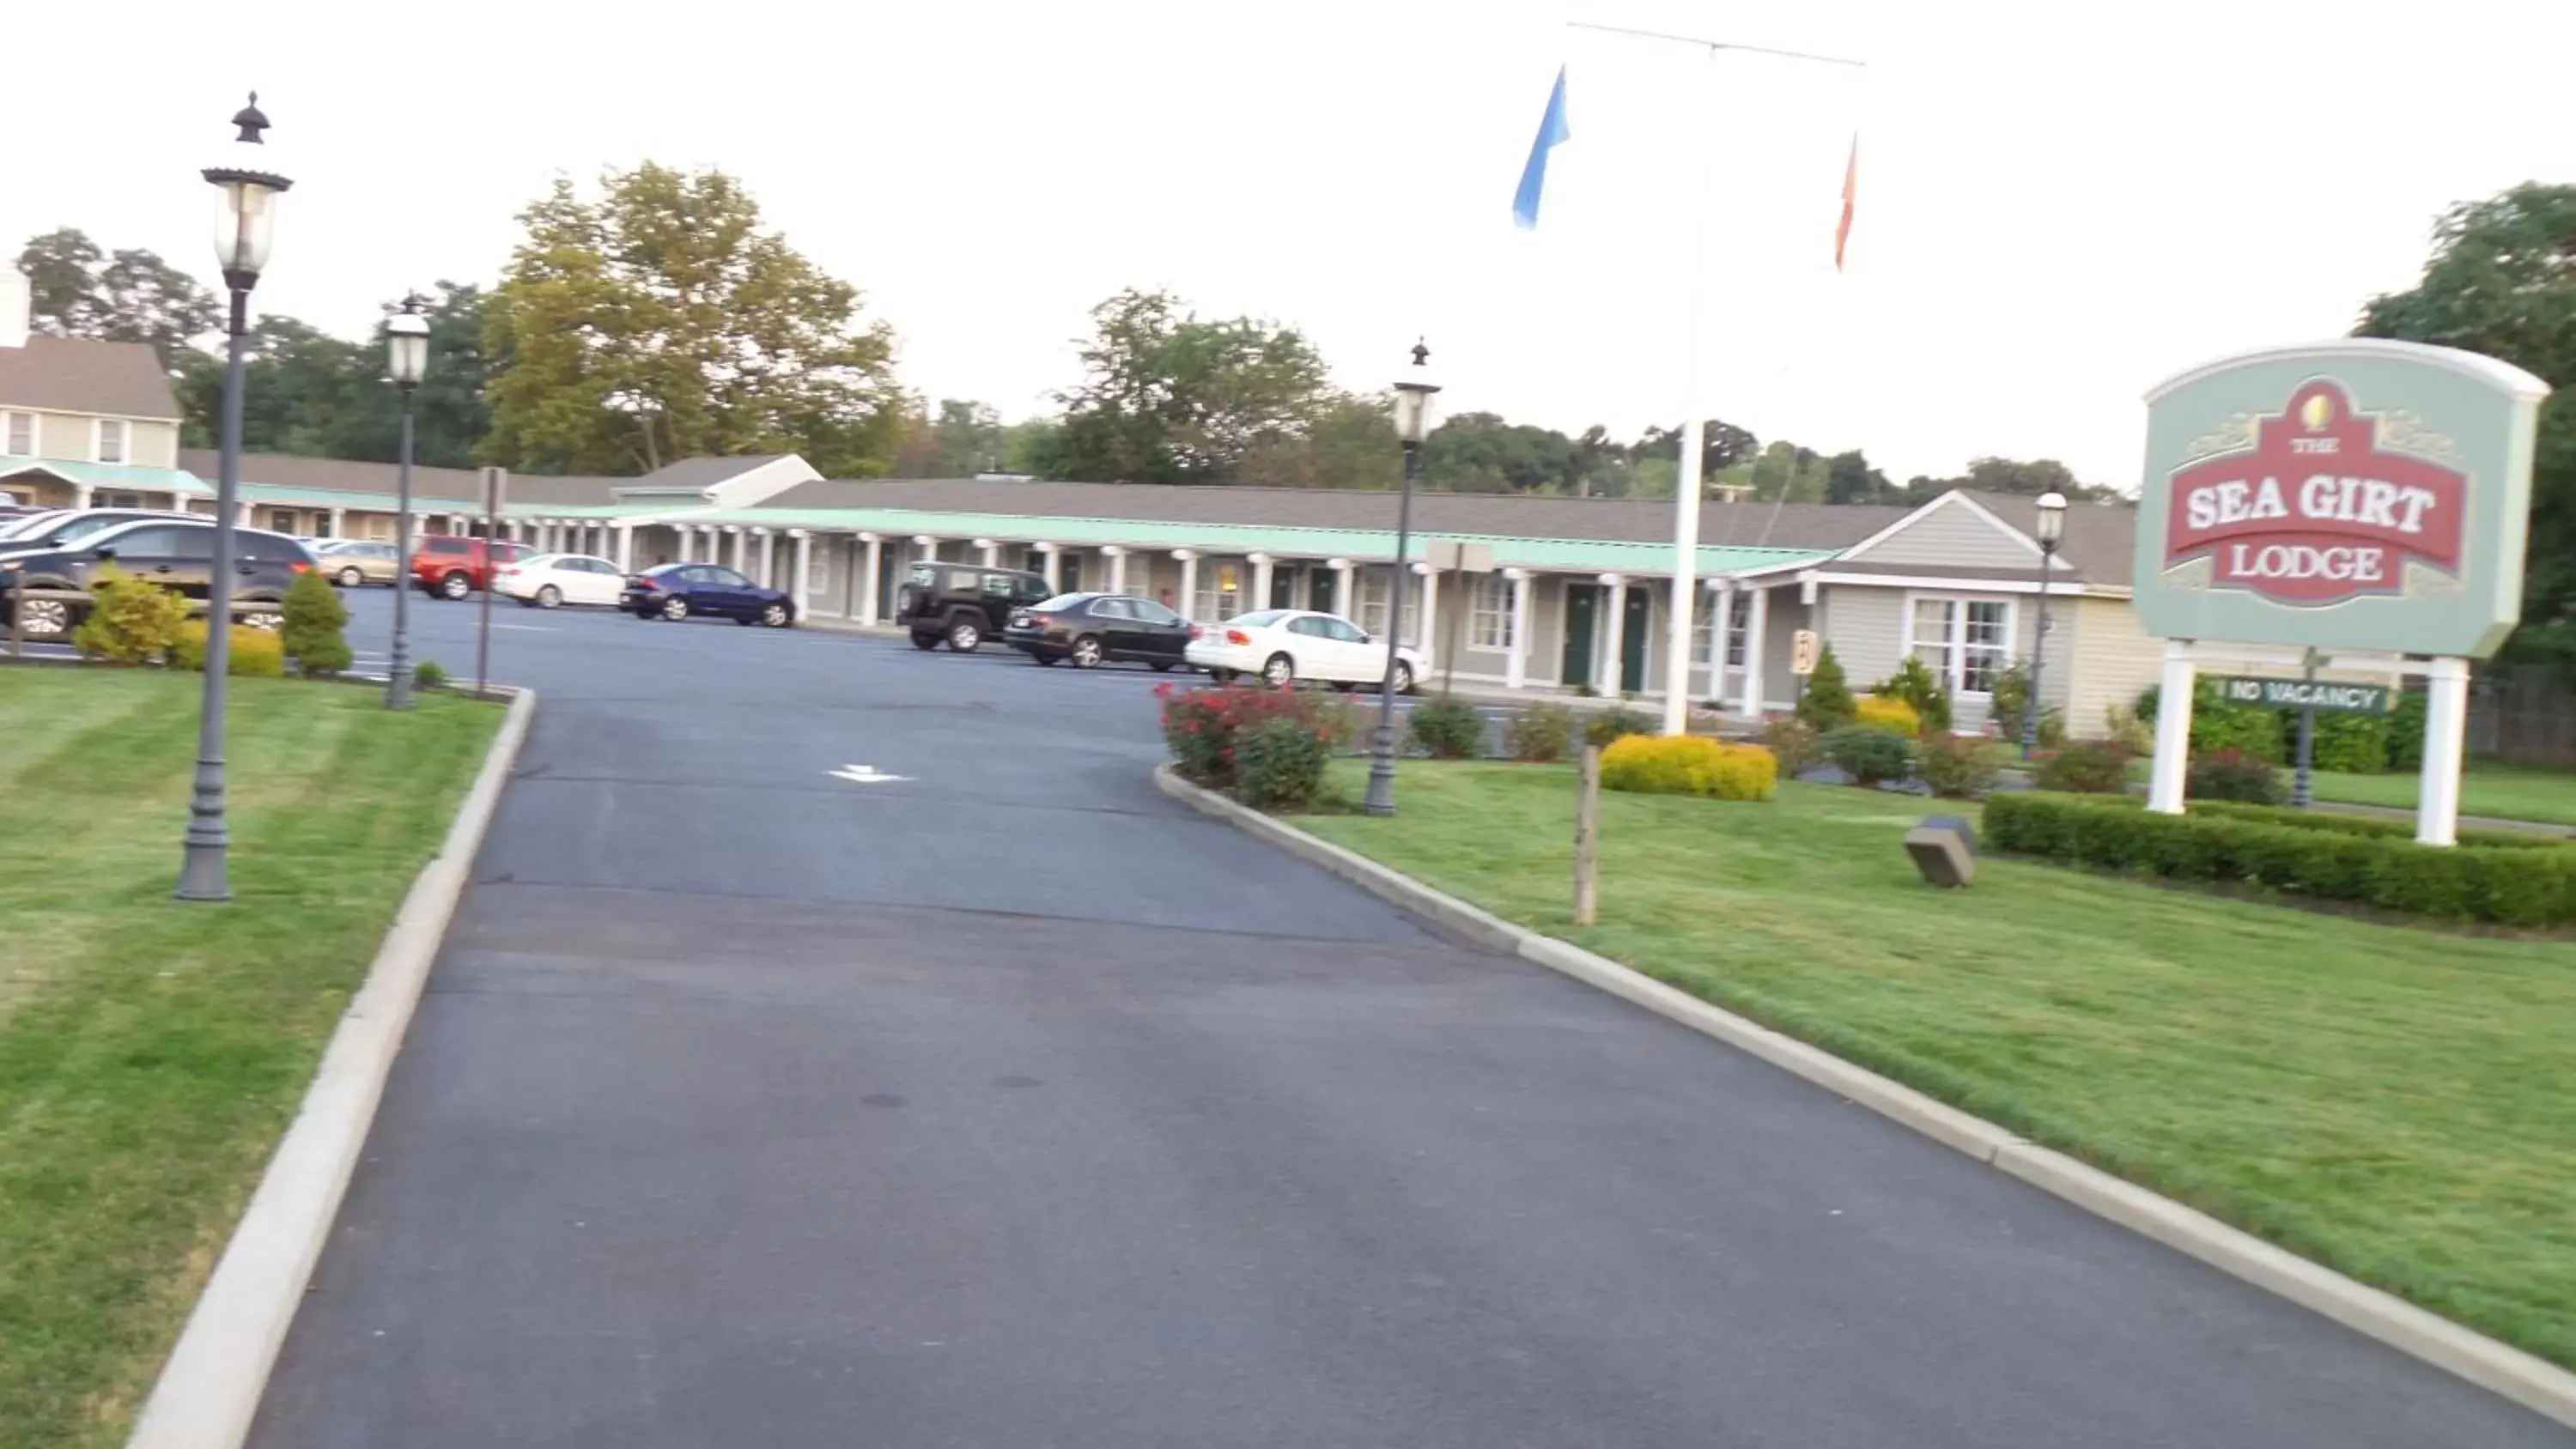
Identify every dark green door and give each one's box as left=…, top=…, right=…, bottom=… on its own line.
left=1563, top=585, right=1597, bottom=688
left=1620, top=588, right=1651, bottom=694
left=1310, top=569, right=1335, bottom=612
left=1273, top=567, right=1297, bottom=609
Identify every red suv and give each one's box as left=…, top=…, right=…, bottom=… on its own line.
left=411, top=536, right=532, bottom=600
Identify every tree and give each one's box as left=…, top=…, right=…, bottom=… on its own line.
left=1899, top=456, right=2117, bottom=506
left=483, top=162, right=903, bottom=477
left=17, top=227, right=221, bottom=370
left=2360, top=183, right=2576, bottom=664
left=1825, top=449, right=1897, bottom=505
left=1051, top=288, right=1331, bottom=484
left=175, top=284, right=489, bottom=464
left=1634, top=419, right=1760, bottom=478
left=1237, top=392, right=1402, bottom=489
left=1798, top=644, right=1856, bottom=730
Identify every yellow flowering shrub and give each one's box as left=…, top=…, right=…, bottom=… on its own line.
left=1598, top=734, right=1777, bottom=801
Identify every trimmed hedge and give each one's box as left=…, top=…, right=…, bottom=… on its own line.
left=1985, top=791, right=2576, bottom=927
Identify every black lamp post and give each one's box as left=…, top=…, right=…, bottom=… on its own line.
left=2021, top=488, right=2068, bottom=754
left=179, top=94, right=291, bottom=902
left=384, top=294, right=429, bottom=710
left=1363, top=341, right=1440, bottom=818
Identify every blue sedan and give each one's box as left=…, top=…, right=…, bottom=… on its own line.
left=619, top=562, right=798, bottom=627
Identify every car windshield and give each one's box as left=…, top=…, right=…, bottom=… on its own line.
left=1230, top=609, right=1291, bottom=629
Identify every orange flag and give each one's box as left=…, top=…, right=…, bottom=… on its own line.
left=1834, top=135, right=1858, bottom=271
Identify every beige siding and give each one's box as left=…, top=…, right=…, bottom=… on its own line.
left=2065, top=595, right=2162, bottom=738
left=1844, top=498, right=2036, bottom=572
left=36, top=411, right=92, bottom=461
left=132, top=420, right=179, bottom=469
left=1819, top=585, right=1905, bottom=690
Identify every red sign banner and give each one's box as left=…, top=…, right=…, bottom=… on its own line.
left=2164, top=380, right=2466, bottom=605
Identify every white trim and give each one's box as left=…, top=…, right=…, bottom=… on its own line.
left=2145, top=336, right=2549, bottom=403
left=0, top=409, right=33, bottom=458
left=93, top=417, right=129, bottom=465
left=1838, top=488, right=2043, bottom=565
left=1807, top=570, right=2088, bottom=597
left=1899, top=590, right=2020, bottom=700
left=6, top=403, right=182, bottom=427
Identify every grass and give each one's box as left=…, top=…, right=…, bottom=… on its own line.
left=0, top=669, right=500, bottom=1449
left=1298, top=761, right=2576, bottom=1370
left=2308, top=762, right=2576, bottom=829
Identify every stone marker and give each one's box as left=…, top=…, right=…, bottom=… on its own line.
left=1905, top=814, right=1977, bottom=888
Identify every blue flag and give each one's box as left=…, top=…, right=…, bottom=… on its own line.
left=1512, top=66, right=1571, bottom=229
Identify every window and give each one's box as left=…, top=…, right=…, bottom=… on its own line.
left=1323, top=616, right=1368, bottom=644
left=1194, top=573, right=1235, bottom=624
left=1468, top=573, right=1514, bottom=652
left=267, top=509, right=298, bottom=533
left=428, top=538, right=470, bottom=555
left=103, top=492, right=143, bottom=510
left=1357, top=567, right=1391, bottom=638
left=3, top=412, right=30, bottom=456
left=1132, top=599, right=1183, bottom=627
left=1088, top=597, right=1135, bottom=620
left=94, top=525, right=183, bottom=557
left=980, top=572, right=1015, bottom=598
left=1695, top=592, right=1753, bottom=668
left=1287, top=617, right=1330, bottom=639
left=707, top=567, right=750, bottom=587
left=96, top=420, right=126, bottom=464
left=1910, top=597, right=2014, bottom=695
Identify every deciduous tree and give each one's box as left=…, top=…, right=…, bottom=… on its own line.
left=1052, top=288, right=1331, bottom=484
left=16, top=227, right=221, bottom=370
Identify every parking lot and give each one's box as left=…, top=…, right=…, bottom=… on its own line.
left=230, top=588, right=2566, bottom=1448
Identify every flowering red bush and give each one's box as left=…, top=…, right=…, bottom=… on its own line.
left=1157, top=682, right=1358, bottom=791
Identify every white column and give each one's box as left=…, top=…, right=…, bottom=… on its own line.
left=749, top=530, right=769, bottom=586
left=1104, top=545, right=1127, bottom=595
left=861, top=536, right=884, bottom=625
left=1505, top=569, right=1532, bottom=690
left=1414, top=562, right=1439, bottom=661
left=1711, top=578, right=1738, bottom=712
left=74, top=484, right=96, bottom=509
left=1330, top=557, right=1354, bottom=619
left=2416, top=656, right=2470, bottom=846
left=1599, top=573, right=1626, bottom=694
left=914, top=534, right=938, bottom=562
left=328, top=506, right=346, bottom=538
left=2147, top=640, right=2196, bottom=814
left=617, top=524, right=635, bottom=571
left=1250, top=553, right=1274, bottom=612
left=1176, top=550, right=1200, bottom=620
left=791, top=531, right=812, bottom=613
left=1741, top=585, right=1770, bottom=717
left=1041, top=543, right=1061, bottom=591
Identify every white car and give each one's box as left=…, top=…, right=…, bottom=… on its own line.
left=492, top=552, right=627, bottom=609
left=1184, top=608, right=1424, bottom=693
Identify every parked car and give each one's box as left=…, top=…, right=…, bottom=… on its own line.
left=1002, top=591, right=1193, bottom=670
left=1183, top=608, right=1421, bottom=693
left=895, top=561, right=1054, bottom=652
left=0, top=506, right=202, bottom=550
left=0, top=518, right=313, bottom=639
left=410, top=535, right=532, bottom=600
left=493, top=552, right=627, bottom=609
left=618, top=562, right=797, bottom=627
left=316, top=539, right=402, bottom=587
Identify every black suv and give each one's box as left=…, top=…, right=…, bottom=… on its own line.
left=896, top=561, right=1054, bottom=652
left=0, top=518, right=313, bottom=640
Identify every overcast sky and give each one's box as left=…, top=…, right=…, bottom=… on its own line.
left=12, top=0, right=2571, bottom=488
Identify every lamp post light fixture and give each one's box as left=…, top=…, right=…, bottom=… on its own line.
left=1364, top=340, right=1440, bottom=819
left=2021, top=488, right=2069, bottom=755
left=384, top=293, right=430, bottom=711
left=179, top=93, right=292, bottom=903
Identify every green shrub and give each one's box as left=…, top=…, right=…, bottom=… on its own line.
left=1875, top=653, right=1953, bottom=732
left=1503, top=702, right=1577, bottom=762
left=2032, top=741, right=2131, bottom=794
left=1759, top=718, right=1822, bottom=775
left=1406, top=694, right=1485, bottom=759
left=2137, top=679, right=2286, bottom=762
left=1984, top=791, right=2576, bottom=926
left=2186, top=798, right=2559, bottom=851
left=1599, top=734, right=1777, bottom=801
left=281, top=567, right=353, bottom=677
left=2187, top=749, right=2286, bottom=804
left=172, top=620, right=285, bottom=676
left=2294, top=712, right=2387, bottom=774
left=2385, top=686, right=2427, bottom=771
left=1796, top=644, right=1856, bottom=731
left=1854, top=694, right=1922, bottom=736
left=1584, top=704, right=1655, bottom=748
left=70, top=565, right=186, bottom=664
left=2102, top=701, right=2153, bottom=755
left=1157, top=682, right=1356, bottom=793
left=413, top=658, right=450, bottom=691
left=1235, top=715, right=1334, bottom=810
left=1990, top=660, right=2033, bottom=743
left=1917, top=731, right=2009, bottom=798
left=1820, top=725, right=1915, bottom=785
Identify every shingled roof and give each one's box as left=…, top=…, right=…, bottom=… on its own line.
left=180, top=449, right=627, bottom=506
left=0, top=336, right=180, bottom=420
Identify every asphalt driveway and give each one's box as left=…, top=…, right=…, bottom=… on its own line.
left=245, top=592, right=2571, bottom=1447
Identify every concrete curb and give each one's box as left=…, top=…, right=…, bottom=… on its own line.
left=124, top=686, right=538, bottom=1449
left=1153, top=764, right=2576, bottom=1432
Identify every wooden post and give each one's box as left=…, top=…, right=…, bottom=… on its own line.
left=1574, top=743, right=1601, bottom=926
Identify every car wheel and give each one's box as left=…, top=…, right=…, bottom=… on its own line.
left=1391, top=661, right=1415, bottom=696
left=761, top=601, right=791, bottom=628
left=909, top=632, right=939, bottom=651
left=440, top=571, right=471, bottom=601
left=1208, top=667, right=1236, bottom=684
left=660, top=596, right=690, bottom=621
left=336, top=566, right=364, bottom=588
left=1261, top=652, right=1296, bottom=688
left=536, top=585, right=562, bottom=609
left=946, top=616, right=981, bottom=652
left=1033, top=652, right=1059, bottom=666
left=1070, top=634, right=1104, bottom=669
left=15, top=597, right=70, bottom=638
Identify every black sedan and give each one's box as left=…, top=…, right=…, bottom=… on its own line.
left=1004, top=592, right=1192, bottom=670
left=619, top=562, right=797, bottom=627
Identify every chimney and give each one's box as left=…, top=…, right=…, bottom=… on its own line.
left=0, top=266, right=27, bottom=349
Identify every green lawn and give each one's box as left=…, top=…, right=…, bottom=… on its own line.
left=2309, top=762, right=2576, bottom=829
left=1299, top=761, right=2576, bottom=1369
left=0, top=670, right=501, bottom=1449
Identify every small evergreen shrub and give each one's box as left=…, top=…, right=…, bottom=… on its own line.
left=70, top=565, right=186, bottom=664
left=2032, top=741, right=2131, bottom=794
left=1876, top=654, right=1953, bottom=732
left=281, top=568, right=354, bottom=677
left=2385, top=687, right=2427, bottom=771
left=1234, top=715, right=1334, bottom=810
left=1796, top=645, right=1856, bottom=731
left=1854, top=694, right=1923, bottom=736
left=1599, top=734, right=1777, bottom=801
left=1820, top=725, right=1916, bottom=785
left=413, top=659, right=450, bottom=691
left=1504, top=702, right=1577, bottom=762
left=2187, top=749, right=2286, bottom=804
left=1917, top=731, right=2010, bottom=798
left=1406, top=694, right=1485, bottom=759
left=1584, top=704, right=1655, bottom=749
left=2303, top=712, right=2391, bottom=774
